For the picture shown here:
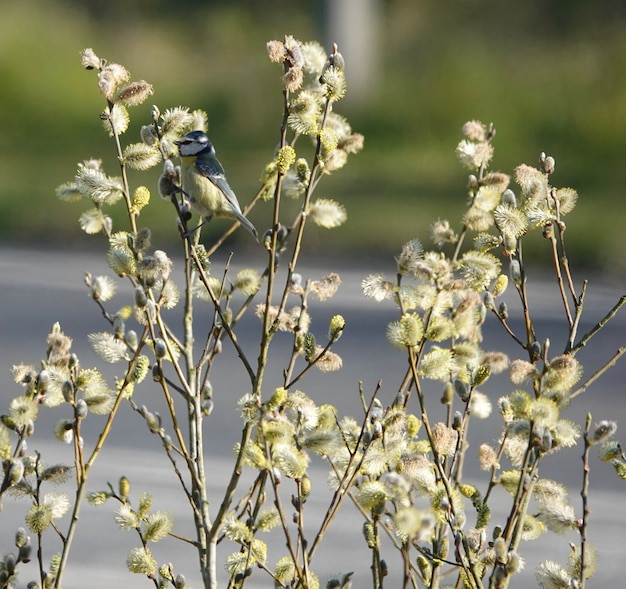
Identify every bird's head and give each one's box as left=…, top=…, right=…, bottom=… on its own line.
left=175, top=130, right=216, bottom=157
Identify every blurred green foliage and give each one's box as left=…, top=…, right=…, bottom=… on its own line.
left=2, top=0, right=626, bottom=270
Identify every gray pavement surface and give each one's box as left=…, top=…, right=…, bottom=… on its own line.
left=1, top=246, right=625, bottom=588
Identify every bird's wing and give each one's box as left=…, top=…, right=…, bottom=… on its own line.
left=194, top=155, right=259, bottom=241
left=195, top=157, right=242, bottom=213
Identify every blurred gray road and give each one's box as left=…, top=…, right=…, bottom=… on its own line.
left=1, top=246, right=625, bottom=588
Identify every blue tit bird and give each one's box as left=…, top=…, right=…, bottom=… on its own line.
left=174, top=131, right=258, bottom=240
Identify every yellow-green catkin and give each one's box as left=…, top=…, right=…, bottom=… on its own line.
left=492, top=274, right=508, bottom=297
left=329, top=314, right=345, bottom=339
left=119, top=476, right=131, bottom=500
left=407, top=414, right=421, bottom=438
left=131, top=186, right=151, bottom=214
left=276, top=146, right=296, bottom=173
left=266, top=387, right=288, bottom=411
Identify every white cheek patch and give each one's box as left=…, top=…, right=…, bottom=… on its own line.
left=181, top=144, right=204, bottom=156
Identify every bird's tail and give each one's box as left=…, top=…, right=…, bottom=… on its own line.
left=237, top=212, right=259, bottom=241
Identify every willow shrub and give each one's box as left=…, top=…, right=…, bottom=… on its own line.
left=1, top=36, right=625, bottom=589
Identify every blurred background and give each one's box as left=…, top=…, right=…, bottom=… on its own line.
left=1, top=0, right=626, bottom=269
left=2, top=4, right=626, bottom=586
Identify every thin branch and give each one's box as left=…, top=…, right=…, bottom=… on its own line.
left=580, top=414, right=592, bottom=589
left=566, top=279, right=587, bottom=353
left=548, top=230, right=573, bottom=327
left=570, top=295, right=626, bottom=354
left=406, top=349, right=481, bottom=589
left=191, top=247, right=256, bottom=383
left=488, top=308, right=527, bottom=349
left=570, top=346, right=626, bottom=400
left=306, top=382, right=384, bottom=563
left=284, top=333, right=341, bottom=390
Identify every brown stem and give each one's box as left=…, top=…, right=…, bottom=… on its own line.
left=580, top=414, right=592, bottom=589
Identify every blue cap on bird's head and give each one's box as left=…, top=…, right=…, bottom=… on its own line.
left=175, top=130, right=215, bottom=157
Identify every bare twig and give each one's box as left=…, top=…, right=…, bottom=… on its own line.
left=580, top=414, right=592, bottom=589
left=570, top=296, right=626, bottom=354
left=570, top=346, right=626, bottom=400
